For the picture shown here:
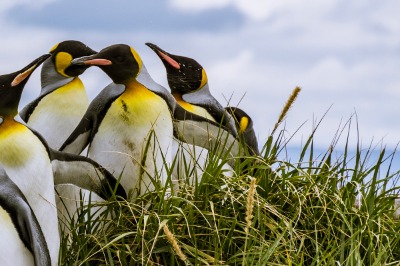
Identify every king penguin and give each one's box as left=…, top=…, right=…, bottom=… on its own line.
left=60, top=44, right=175, bottom=197
left=225, top=106, right=259, bottom=156
left=145, top=43, right=240, bottom=181
left=19, top=40, right=98, bottom=230
left=0, top=54, right=126, bottom=266
left=145, top=43, right=238, bottom=136
left=0, top=168, right=50, bottom=266
left=20, top=40, right=96, bottom=148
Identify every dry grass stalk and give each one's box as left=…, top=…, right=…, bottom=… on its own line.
left=163, top=224, right=187, bottom=262
left=245, top=177, right=257, bottom=235
left=272, top=86, right=302, bottom=134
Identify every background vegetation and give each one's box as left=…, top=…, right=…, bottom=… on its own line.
left=58, top=89, right=400, bottom=265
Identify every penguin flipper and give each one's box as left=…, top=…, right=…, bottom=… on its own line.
left=19, top=97, right=43, bottom=123
left=59, top=83, right=125, bottom=154
left=59, top=115, right=93, bottom=154
left=0, top=168, right=51, bottom=266
left=50, top=149, right=127, bottom=200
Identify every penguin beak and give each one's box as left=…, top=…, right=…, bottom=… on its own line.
left=11, top=54, right=51, bottom=87
left=145, top=42, right=181, bottom=70
left=71, top=55, right=112, bottom=66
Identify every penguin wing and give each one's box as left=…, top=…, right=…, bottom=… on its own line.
left=60, top=83, right=126, bottom=154
left=19, top=96, right=44, bottom=123
left=50, top=149, right=127, bottom=200
left=182, top=86, right=238, bottom=137
left=0, top=168, right=51, bottom=266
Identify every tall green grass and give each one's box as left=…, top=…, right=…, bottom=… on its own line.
left=59, top=89, right=400, bottom=265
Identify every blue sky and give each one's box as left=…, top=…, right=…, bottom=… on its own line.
left=1, top=0, right=400, bottom=152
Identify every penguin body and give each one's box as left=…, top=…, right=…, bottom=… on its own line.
left=61, top=44, right=174, bottom=196
left=22, top=77, right=88, bottom=148
left=20, top=40, right=96, bottom=149
left=86, top=81, right=172, bottom=194
left=0, top=55, right=126, bottom=266
left=0, top=54, right=59, bottom=265
left=19, top=41, right=99, bottom=229
left=146, top=43, right=241, bottom=180
left=0, top=168, right=50, bottom=266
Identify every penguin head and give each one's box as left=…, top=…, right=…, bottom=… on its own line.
left=49, top=40, right=97, bottom=77
left=0, top=54, right=50, bottom=118
left=225, top=106, right=260, bottom=155
left=71, top=44, right=143, bottom=84
left=146, top=43, right=208, bottom=95
left=225, top=107, right=253, bottom=134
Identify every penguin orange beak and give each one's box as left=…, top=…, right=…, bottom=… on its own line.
left=11, top=54, right=51, bottom=87
left=145, top=42, right=180, bottom=70
left=71, top=55, right=112, bottom=66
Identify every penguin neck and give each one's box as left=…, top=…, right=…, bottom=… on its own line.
left=40, top=59, right=74, bottom=97
left=0, top=115, right=14, bottom=125
left=0, top=115, right=25, bottom=136
left=136, top=65, right=166, bottom=94
left=181, top=83, right=212, bottom=105
left=136, top=64, right=176, bottom=112
left=0, top=109, right=18, bottom=120
left=172, top=93, right=194, bottom=112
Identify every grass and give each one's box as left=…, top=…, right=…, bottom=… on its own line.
left=58, top=88, right=400, bottom=265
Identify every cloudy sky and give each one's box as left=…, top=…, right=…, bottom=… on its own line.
left=1, top=0, right=399, bottom=153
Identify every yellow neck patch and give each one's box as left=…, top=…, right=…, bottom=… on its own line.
left=0, top=117, right=34, bottom=167
left=0, top=117, right=26, bottom=135
left=239, top=117, right=249, bottom=133
left=107, top=80, right=169, bottom=127
left=173, top=93, right=195, bottom=112
left=130, top=47, right=142, bottom=76
left=199, top=68, right=208, bottom=89
left=55, top=52, right=73, bottom=77
left=172, top=93, right=216, bottom=122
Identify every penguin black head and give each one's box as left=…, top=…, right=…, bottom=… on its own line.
left=146, top=43, right=208, bottom=95
left=225, top=107, right=253, bottom=134
left=0, top=54, right=50, bottom=117
left=48, top=40, right=97, bottom=77
left=71, top=44, right=142, bottom=84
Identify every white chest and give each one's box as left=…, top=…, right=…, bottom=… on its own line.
left=0, top=208, right=34, bottom=266
left=27, top=79, right=89, bottom=149
left=89, top=84, right=173, bottom=195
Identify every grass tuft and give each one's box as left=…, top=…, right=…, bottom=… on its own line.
left=58, top=94, right=400, bottom=265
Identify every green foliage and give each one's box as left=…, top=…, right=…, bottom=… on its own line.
left=58, top=116, right=400, bottom=266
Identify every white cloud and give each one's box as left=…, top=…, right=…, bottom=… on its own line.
left=169, top=0, right=337, bottom=21
left=0, top=0, right=57, bottom=13
left=1, top=0, right=400, bottom=151
left=168, top=0, right=231, bottom=12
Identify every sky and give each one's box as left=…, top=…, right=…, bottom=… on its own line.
left=1, top=0, right=400, bottom=155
